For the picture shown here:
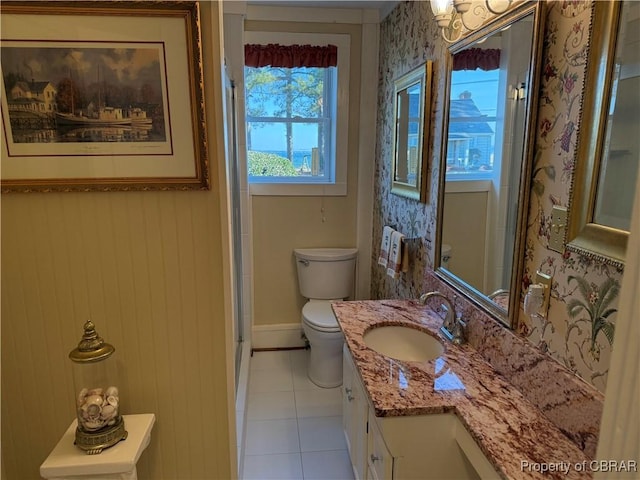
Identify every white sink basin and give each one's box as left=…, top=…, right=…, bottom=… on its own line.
left=363, top=325, right=444, bottom=362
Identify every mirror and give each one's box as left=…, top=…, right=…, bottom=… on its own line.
left=566, top=0, right=639, bottom=268
left=391, top=61, right=433, bottom=202
left=435, top=2, right=545, bottom=327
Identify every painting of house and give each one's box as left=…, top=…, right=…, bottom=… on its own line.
left=8, top=80, right=57, bottom=114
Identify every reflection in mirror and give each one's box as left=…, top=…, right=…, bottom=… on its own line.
left=567, top=0, right=638, bottom=267
left=436, top=2, right=545, bottom=327
left=594, top=1, right=639, bottom=230
left=391, top=62, right=433, bottom=202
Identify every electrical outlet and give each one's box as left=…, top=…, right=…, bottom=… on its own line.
left=549, top=206, right=568, bottom=253
left=535, top=271, right=552, bottom=317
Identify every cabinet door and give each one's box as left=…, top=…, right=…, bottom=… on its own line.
left=343, top=346, right=369, bottom=480
left=343, top=347, right=356, bottom=452
left=367, top=410, right=394, bottom=480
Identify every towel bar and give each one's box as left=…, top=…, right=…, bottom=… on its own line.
left=385, top=224, right=421, bottom=243
left=401, top=237, right=422, bottom=244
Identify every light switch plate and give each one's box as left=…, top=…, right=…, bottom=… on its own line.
left=549, top=206, right=568, bottom=253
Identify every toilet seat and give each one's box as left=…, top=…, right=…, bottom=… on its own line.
left=302, top=301, right=340, bottom=333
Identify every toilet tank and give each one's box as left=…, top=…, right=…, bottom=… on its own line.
left=294, top=248, right=358, bottom=300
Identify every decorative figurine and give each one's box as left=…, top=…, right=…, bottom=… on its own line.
left=69, top=320, right=127, bottom=454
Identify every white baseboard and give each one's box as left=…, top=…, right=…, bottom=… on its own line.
left=235, top=344, right=251, bottom=478
left=252, top=323, right=305, bottom=349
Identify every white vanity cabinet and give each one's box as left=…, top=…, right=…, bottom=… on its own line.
left=366, top=409, right=393, bottom=480
left=343, top=347, right=499, bottom=480
left=367, top=413, right=487, bottom=479
left=342, top=345, right=369, bottom=480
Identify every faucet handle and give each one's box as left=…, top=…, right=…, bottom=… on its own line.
left=452, top=309, right=467, bottom=344
left=451, top=320, right=466, bottom=345
left=442, top=301, right=455, bottom=330
left=452, top=293, right=462, bottom=311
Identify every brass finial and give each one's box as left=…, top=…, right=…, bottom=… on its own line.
left=69, top=320, right=115, bottom=363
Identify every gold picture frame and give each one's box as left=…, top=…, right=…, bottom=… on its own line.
left=566, top=0, right=631, bottom=268
left=390, top=61, right=433, bottom=203
left=0, top=1, right=210, bottom=192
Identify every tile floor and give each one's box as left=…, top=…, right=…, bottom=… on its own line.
left=242, top=349, right=355, bottom=480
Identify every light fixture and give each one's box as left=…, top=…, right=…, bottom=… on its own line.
left=430, top=0, right=454, bottom=29
left=430, top=0, right=514, bottom=43
left=453, top=0, right=473, bottom=14
left=511, top=82, right=526, bottom=101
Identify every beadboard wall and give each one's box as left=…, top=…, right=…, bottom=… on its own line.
left=0, top=3, right=236, bottom=479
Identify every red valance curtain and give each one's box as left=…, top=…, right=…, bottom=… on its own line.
left=453, top=48, right=501, bottom=71
left=244, top=43, right=338, bottom=68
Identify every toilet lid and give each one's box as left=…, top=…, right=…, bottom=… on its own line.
left=302, top=301, right=340, bottom=332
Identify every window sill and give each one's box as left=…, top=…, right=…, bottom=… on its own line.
left=444, top=179, right=491, bottom=193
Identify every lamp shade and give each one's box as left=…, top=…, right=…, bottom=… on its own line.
left=453, top=0, right=473, bottom=14
left=430, top=0, right=453, bottom=16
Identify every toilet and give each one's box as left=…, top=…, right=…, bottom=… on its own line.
left=294, top=247, right=358, bottom=388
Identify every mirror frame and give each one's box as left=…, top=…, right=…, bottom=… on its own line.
left=391, top=61, right=433, bottom=202
left=566, top=0, right=627, bottom=269
left=435, top=2, right=546, bottom=328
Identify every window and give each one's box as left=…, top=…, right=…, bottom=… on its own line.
left=447, top=68, right=499, bottom=180
left=245, top=65, right=336, bottom=183
left=446, top=47, right=502, bottom=182
left=244, top=32, right=349, bottom=196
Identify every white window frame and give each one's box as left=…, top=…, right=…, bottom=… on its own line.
left=244, top=31, right=350, bottom=196
left=246, top=67, right=336, bottom=184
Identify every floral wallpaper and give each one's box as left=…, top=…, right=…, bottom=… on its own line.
left=519, top=0, right=622, bottom=393
left=372, top=1, right=445, bottom=301
left=372, top=0, right=621, bottom=393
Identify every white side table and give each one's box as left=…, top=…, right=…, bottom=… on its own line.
left=40, top=414, right=156, bottom=480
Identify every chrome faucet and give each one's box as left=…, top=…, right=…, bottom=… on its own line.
left=419, top=291, right=466, bottom=345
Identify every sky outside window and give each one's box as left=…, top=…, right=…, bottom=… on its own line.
left=447, top=68, right=500, bottom=176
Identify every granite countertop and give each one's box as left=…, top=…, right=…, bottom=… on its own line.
left=332, top=299, right=592, bottom=480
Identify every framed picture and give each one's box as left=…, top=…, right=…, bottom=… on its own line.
left=0, top=1, right=210, bottom=192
